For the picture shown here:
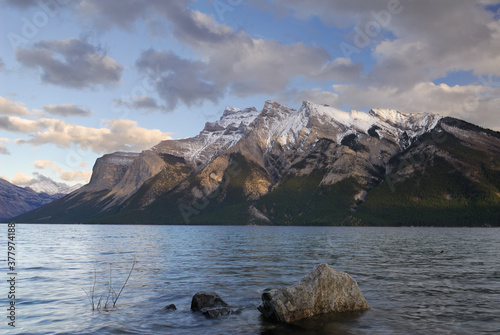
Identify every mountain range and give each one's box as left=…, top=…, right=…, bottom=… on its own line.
left=0, top=177, right=81, bottom=221
left=12, top=101, right=500, bottom=226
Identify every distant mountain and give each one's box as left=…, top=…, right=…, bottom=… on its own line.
left=0, top=178, right=62, bottom=221
left=13, top=101, right=500, bottom=226
left=18, top=176, right=83, bottom=195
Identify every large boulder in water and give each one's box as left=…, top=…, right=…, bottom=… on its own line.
left=258, top=263, right=369, bottom=323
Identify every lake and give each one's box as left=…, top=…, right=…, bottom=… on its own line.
left=1, top=224, right=499, bottom=334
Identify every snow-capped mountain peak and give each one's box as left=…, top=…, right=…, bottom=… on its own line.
left=154, top=106, right=260, bottom=167
left=217, top=106, right=259, bottom=129
left=17, top=177, right=82, bottom=195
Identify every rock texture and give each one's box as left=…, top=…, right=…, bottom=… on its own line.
left=191, top=291, right=232, bottom=318
left=258, top=264, right=369, bottom=323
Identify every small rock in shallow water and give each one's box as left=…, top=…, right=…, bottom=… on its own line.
left=191, top=291, right=233, bottom=318
left=258, top=263, right=370, bottom=323
left=201, top=307, right=232, bottom=318
left=191, top=291, right=228, bottom=311
left=164, top=304, right=177, bottom=311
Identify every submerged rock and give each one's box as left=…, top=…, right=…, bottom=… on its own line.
left=164, top=304, right=177, bottom=311
left=201, top=307, right=232, bottom=318
left=191, top=291, right=228, bottom=310
left=258, top=263, right=369, bottom=323
left=191, top=291, right=233, bottom=318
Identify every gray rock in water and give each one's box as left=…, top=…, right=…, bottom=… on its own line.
left=164, top=304, right=177, bottom=311
left=191, top=291, right=228, bottom=311
left=258, top=263, right=370, bottom=323
left=201, top=307, right=232, bottom=318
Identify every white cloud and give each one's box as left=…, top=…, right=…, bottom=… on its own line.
left=330, top=81, right=500, bottom=130
left=1, top=116, right=173, bottom=154
left=0, top=97, right=31, bottom=116
left=0, top=116, right=39, bottom=132
left=11, top=172, right=32, bottom=184
left=53, top=166, right=92, bottom=183
left=34, top=160, right=55, bottom=169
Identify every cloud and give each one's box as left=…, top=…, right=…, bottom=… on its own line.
left=262, top=0, right=500, bottom=86
left=34, top=160, right=55, bottom=169
left=77, top=0, right=361, bottom=109
left=0, top=138, right=10, bottom=155
left=0, top=58, right=4, bottom=71
left=136, top=49, right=224, bottom=109
left=330, top=81, right=500, bottom=130
left=0, top=116, right=38, bottom=132
left=135, top=40, right=357, bottom=109
left=11, top=172, right=32, bottom=184
left=53, top=166, right=92, bottom=183
left=278, top=88, right=340, bottom=107
left=43, top=104, right=91, bottom=117
left=1, top=116, right=173, bottom=153
left=0, top=97, right=31, bottom=116
left=0, top=145, right=10, bottom=155
left=15, top=38, right=123, bottom=89
left=113, top=96, right=168, bottom=112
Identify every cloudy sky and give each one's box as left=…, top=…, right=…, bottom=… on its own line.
left=1, top=0, right=499, bottom=187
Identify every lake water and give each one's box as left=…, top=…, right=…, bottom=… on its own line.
left=1, top=224, right=499, bottom=334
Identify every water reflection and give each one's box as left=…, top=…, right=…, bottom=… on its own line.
left=2, top=225, right=499, bottom=334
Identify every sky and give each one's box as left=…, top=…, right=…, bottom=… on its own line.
left=1, top=0, right=499, bottom=187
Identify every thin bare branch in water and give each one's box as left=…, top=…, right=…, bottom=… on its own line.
left=113, top=260, right=137, bottom=307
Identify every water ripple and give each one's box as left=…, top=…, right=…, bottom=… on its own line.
left=2, top=225, right=499, bottom=334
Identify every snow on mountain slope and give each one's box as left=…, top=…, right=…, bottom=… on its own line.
left=153, top=106, right=260, bottom=166
left=302, top=101, right=442, bottom=148
left=17, top=177, right=82, bottom=195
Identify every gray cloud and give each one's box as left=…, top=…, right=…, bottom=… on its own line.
left=0, top=141, right=10, bottom=155
left=277, top=88, right=340, bottom=108
left=0, top=146, right=10, bottom=155
left=15, top=38, right=123, bottom=89
left=0, top=58, right=4, bottom=71
left=113, top=96, right=168, bottom=112
left=76, top=0, right=361, bottom=108
left=135, top=32, right=358, bottom=109
left=43, top=104, right=91, bottom=117
left=136, top=49, right=224, bottom=110
left=261, top=0, right=500, bottom=86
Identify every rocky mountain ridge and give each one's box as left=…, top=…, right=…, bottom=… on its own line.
left=12, top=100, right=500, bottom=226
left=0, top=178, right=67, bottom=221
